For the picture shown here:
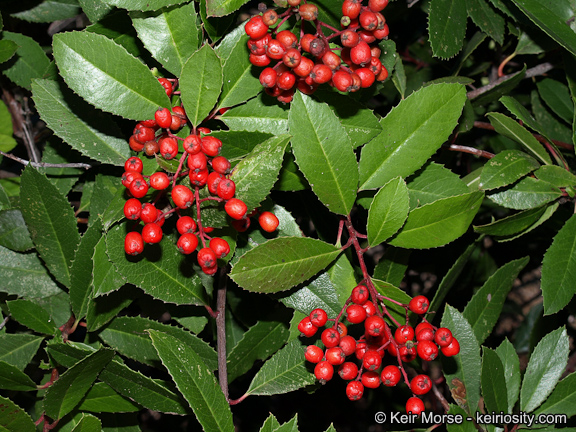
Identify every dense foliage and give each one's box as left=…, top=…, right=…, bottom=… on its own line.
left=1, top=0, right=576, bottom=431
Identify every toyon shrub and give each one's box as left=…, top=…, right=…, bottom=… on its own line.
left=1, top=0, right=576, bottom=431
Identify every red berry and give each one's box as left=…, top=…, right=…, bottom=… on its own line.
left=245, top=15, right=269, bottom=40
left=266, top=39, right=286, bottom=60
left=416, top=327, right=435, bottom=342
left=249, top=53, right=271, bottom=67
left=321, top=327, right=340, bottom=348
left=415, top=321, right=434, bottom=335
left=140, top=203, right=158, bottom=224
left=310, top=64, right=333, bottom=84
left=231, top=218, right=251, bottom=232
left=177, top=233, right=199, bottom=254
left=342, top=0, right=362, bottom=19
left=122, top=170, right=141, bottom=188
left=293, top=56, right=314, bottom=77
left=399, top=345, right=417, bottom=362
left=207, top=172, right=225, bottom=195
left=364, top=315, right=386, bottom=337
left=314, top=360, right=333, bottom=383
left=350, top=41, right=372, bottom=65
left=262, top=9, right=278, bottom=26
left=338, top=335, right=357, bottom=356
left=155, top=108, right=172, bottom=129
left=158, top=78, right=173, bottom=97
left=359, top=10, right=378, bottom=31
left=435, top=327, right=453, bottom=348
left=142, top=223, right=163, bottom=244
left=332, top=70, right=354, bottom=93
left=395, top=325, right=415, bottom=344
left=356, top=67, right=376, bottom=88
left=225, top=198, right=248, bottom=220
left=172, top=185, right=194, bottom=209
left=187, top=152, right=208, bottom=172
left=362, top=350, right=382, bottom=371
left=247, top=33, right=272, bottom=55
left=346, top=381, right=364, bottom=400
left=128, top=177, right=149, bottom=198
left=346, top=304, right=367, bottom=324
left=337, top=322, right=348, bottom=337
left=123, top=198, right=142, bottom=220
left=299, top=3, right=318, bottom=21
left=283, top=48, right=302, bottom=68
left=183, top=134, right=202, bottom=154
left=197, top=247, right=217, bottom=269
left=305, top=345, right=324, bottom=363
left=361, top=371, right=380, bottom=388
left=368, top=0, right=388, bottom=12
left=341, top=29, right=360, bottom=48
left=129, top=135, right=145, bottom=152
left=410, top=374, right=432, bottom=395
left=322, top=51, right=341, bottom=70
left=277, top=71, right=296, bottom=91
left=325, top=347, right=346, bottom=365
left=133, top=126, right=155, bottom=144
left=177, top=216, right=197, bottom=234
left=258, top=211, right=279, bottom=232
left=351, top=284, right=369, bottom=305
left=149, top=172, right=170, bottom=190
left=298, top=317, right=318, bottom=337
left=310, top=308, right=328, bottom=327
left=406, top=397, right=425, bottom=415
left=417, top=340, right=439, bottom=361
left=259, top=67, right=278, bottom=88
left=201, top=136, right=222, bottom=157
left=441, top=337, right=460, bottom=357
left=190, top=168, right=209, bottom=187
left=172, top=106, right=186, bottom=124
left=409, top=295, right=429, bottom=314
left=381, top=365, right=401, bottom=386
left=201, top=265, right=218, bottom=276
left=217, top=179, right=236, bottom=200
left=338, top=361, right=358, bottom=380
left=124, top=231, right=144, bottom=255
left=159, top=136, right=178, bottom=160
left=276, top=30, right=298, bottom=49
left=355, top=340, right=367, bottom=360
left=209, top=237, right=230, bottom=259
left=300, top=33, right=315, bottom=53
left=124, top=156, right=143, bottom=173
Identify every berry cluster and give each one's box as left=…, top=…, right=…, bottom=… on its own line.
left=121, top=78, right=280, bottom=275
left=245, top=0, right=390, bottom=103
left=299, top=288, right=460, bottom=415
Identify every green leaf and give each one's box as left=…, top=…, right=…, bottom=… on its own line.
left=520, top=327, right=569, bottom=412
left=1, top=31, right=54, bottom=90
left=406, top=162, right=469, bottom=209
left=474, top=205, right=550, bottom=237
left=44, top=348, right=115, bottom=420
left=106, top=222, right=207, bottom=305
left=0, top=361, right=37, bottom=391
left=537, top=78, right=574, bottom=124
left=440, top=305, right=481, bottom=415
left=246, top=339, right=315, bottom=396
left=0, top=395, right=35, bottom=432
left=500, top=95, right=550, bottom=138
left=359, top=83, right=467, bottom=190
left=466, top=0, right=505, bottom=45
left=216, top=24, right=261, bottom=109
left=373, top=247, right=411, bottom=288
left=70, top=219, right=103, bottom=320
left=487, top=177, right=561, bottom=210
left=53, top=31, right=170, bottom=121
left=47, top=341, right=189, bottom=414
left=0, top=184, right=9, bottom=211
left=259, top=414, right=281, bottom=432
left=388, top=191, right=484, bottom=249
left=534, top=165, right=576, bottom=187
left=288, top=92, right=358, bottom=215
left=229, top=237, right=341, bottom=293
left=37, top=140, right=85, bottom=195
left=31, top=79, right=130, bottom=166
left=11, top=0, right=80, bottom=23
left=495, top=338, right=521, bottom=414
left=180, top=44, right=223, bottom=127
left=486, top=112, right=553, bottom=165
left=77, top=382, right=140, bottom=413
left=0, top=334, right=43, bottom=370
left=131, top=3, right=199, bottom=76
left=20, top=166, right=80, bottom=287
left=92, top=236, right=126, bottom=296
left=509, top=0, right=576, bottom=57
left=367, top=177, right=409, bottom=246
left=230, top=134, right=290, bottom=213
left=221, top=95, right=289, bottom=135
left=536, top=372, right=576, bottom=417
left=149, top=330, right=234, bottom=432
left=79, top=0, right=113, bottom=22
left=428, top=0, right=467, bottom=59
left=481, top=348, right=509, bottom=414
left=372, top=279, right=412, bottom=325
left=273, top=415, right=299, bottom=432
left=227, top=320, right=289, bottom=382
left=212, top=130, right=275, bottom=161
left=98, top=316, right=217, bottom=370
left=70, top=413, right=102, bottom=432
left=541, top=214, right=576, bottom=315
left=463, top=256, right=528, bottom=344
left=0, top=209, right=34, bottom=251
left=0, top=40, right=18, bottom=64
left=479, top=150, right=540, bottom=190
left=206, top=0, right=248, bottom=17
left=7, top=299, right=57, bottom=335
left=471, top=66, right=526, bottom=106
left=280, top=272, right=343, bottom=319
left=531, top=90, right=573, bottom=144
left=428, top=242, right=477, bottom=322
left=104, top=0, right=189, bottom=11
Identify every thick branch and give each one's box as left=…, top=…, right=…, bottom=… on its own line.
left=216, top=267, right=229, bottom=401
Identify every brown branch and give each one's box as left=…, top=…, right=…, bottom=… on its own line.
left=467, top=62, right=554, bottom=100
left=216, top=267, right=229, bottom=401
left=1, top=89, right=40, bottom=163
left=0, top=151, right=93, bottom=169
left=444, top=144, right=495, bottom=159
